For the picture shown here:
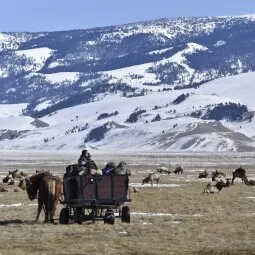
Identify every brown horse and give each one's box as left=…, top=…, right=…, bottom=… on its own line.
left=25, top=171, right=63, bottom=223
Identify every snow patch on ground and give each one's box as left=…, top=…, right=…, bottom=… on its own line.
left=130, top=183, right=182, bottom=188
left=0, top=203, right=37, bottom=208
left=0, top=203, right=22, bottom=208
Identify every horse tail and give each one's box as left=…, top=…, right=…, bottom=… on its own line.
left=48, top=178, right=56, bottom=221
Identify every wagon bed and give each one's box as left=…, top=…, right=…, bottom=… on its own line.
left=59, top=174, right=132, bottom=224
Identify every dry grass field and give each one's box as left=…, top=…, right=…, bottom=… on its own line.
left=0, top=151, right=255, bottom=255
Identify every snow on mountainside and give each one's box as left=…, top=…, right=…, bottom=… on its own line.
left=0, top=15, right=255, bottom=151
left=26, top=72, right=81, bottom=84
left=0, top=32, right=42, bottom=51
left=15, top=47, right=53, bottom=72
left=0, top=103, right=27, bottom=117
left=198, top=72, right=255, bottom=110
left=0, top=72, right=255, bottom=151
left=104, top=43, right=208, bottom=88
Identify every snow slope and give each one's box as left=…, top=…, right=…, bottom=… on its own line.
left=0, top=103, right=27, bottom=117
left=198, top=72, right=255, bottom=110
left=104, top=43, right=208, bottom=88
left=15, top=47, right=53, bottom=71
left=0, top=72, right=255, bottom=151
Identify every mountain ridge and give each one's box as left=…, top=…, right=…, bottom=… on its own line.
left=0, top=15, right=255, bottom=151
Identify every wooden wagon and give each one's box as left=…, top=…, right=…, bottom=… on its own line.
left=59, top=174, right=132, bottom=224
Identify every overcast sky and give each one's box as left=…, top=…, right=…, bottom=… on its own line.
left=1, top=0, right=255, bottom=32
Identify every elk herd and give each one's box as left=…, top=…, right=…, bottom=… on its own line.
left=0, top=169, right=28, bottom=192
left=142, top=165, right=255, bottom=195
left=198, top=167, right=255, bottom=194
left=0, top=163, right=254, bottom=224
left=142, top=165, right=184, bottom=186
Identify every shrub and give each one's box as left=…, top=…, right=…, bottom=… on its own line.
left=202, top=103, right=248, bottom=121
left=172, top=93, right=189, bottom=105
left=126, top=109, right=146, bottom=123
left=97, top=111, right=118, bottom=120
left=151, top=114, right=161, bottom=122
left=84, top=123, right=110, bottom=142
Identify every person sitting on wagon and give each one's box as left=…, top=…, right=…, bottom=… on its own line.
left=83, top=154, right=101, bottom=175
left=78, top=149, right=89, bottom=167
left=102, top=162, right=116, bottom=176
left=113, top=161, right=131, bottom=176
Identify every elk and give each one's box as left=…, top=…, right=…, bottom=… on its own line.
left=142, top=173, right=161, bottom=186
left=231, top=167, right=247, bottom=185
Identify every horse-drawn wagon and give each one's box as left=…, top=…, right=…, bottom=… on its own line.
left=59, top=174, right=132, bottom=224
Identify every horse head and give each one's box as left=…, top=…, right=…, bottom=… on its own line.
left=25, top=172, right=46, bottom=200
left=25, top=177, right=38, bottom=200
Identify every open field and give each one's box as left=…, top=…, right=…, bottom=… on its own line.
left=0, top=151, right=255, bottom=255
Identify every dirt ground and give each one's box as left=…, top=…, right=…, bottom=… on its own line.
left=0, top=150, right=255, bottom=255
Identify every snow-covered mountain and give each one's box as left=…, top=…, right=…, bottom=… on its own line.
left=0, top=15, right=255, bottom=151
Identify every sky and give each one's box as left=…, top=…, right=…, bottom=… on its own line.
left=0, top=0, right=255, bottom=32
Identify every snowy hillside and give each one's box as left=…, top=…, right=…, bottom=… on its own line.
left=0, top=15, right=255, bottom=110
left=0, top=15, right=255, bottom=151
left=0, top=103, right=27, bottom=117
left=15, top=47, right=53, bottom=72
left=0, top=72, right=255, bottom=151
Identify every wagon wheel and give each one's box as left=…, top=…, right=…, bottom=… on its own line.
left=104, top=209, right=115, bottom=225
left=59, top=208, right=69, bottom=224
left=74, top=207, right=83, bottom=225
left=121, top=206, right=130, bottom=223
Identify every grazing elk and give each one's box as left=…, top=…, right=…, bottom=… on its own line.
left=224, top=178, right=231, bottom=187
left=198, top=170, right=208, bottom=178
left=18, top=178, right=26, bottom=190
left=7, top=179, right=15, bottom=185
left=211, top=169, right=226, bottom=181
left=9, top=169, right=22, bottom=179
left=20, top=171, right=28, bottom=177
left=2, top=174, right=12, bottom=184
left=203, top=180, right=225, bottom=194
left=142, top=173, right=161, bottom=186
left=242, top=177, right=255, bottom=186
left=231, top=167, right=247, bottom=185
left=174, top=166, right=183, bottom=175
left=25, top=171, right=63, bottom=223
left=2, top=170, right=28, bottom=184
left=157, top=167, right=171, bottom=175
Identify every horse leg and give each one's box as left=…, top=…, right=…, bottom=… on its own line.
left=44, top=209, right=49, bottom=223
left=35, top=200, right=43, bottom=223
left=50, top=201, right=58, bottom=223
